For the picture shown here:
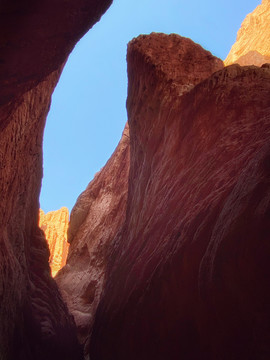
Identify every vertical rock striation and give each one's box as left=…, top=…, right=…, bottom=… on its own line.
left=0, top=0, right=112, bottom=359
left=56, top=124, right=130, bottom=347
left=225, top=0, right=270, bottom=65
left=39, top=208, right=70, bottom=277
left=88, top=35, right=270, bottom=360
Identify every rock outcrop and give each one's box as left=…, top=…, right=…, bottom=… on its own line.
left=0, top=1, right=112, bottom=359
left=39, top=208, right=69, bottom=277
left=225, top=0, right=270, bottom=65
left=87, top=36, right=270, bottom=360
left=56, top=124, right=130, bottom=347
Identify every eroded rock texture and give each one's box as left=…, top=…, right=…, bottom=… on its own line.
left=39, top=208, right=69, bottom=277
left=225, top=0, right=270, bottom=65
left=56, top=124, right=130, bottom=347
left=88, top=35, right=270, bottom=360
left=0, top=0, right=112, bottom=359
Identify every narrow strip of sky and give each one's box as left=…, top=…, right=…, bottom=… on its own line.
left=40, top=0, right=260, bottom=213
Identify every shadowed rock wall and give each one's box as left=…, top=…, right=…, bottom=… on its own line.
left=2, top=0, right=269, bottom=359
left=0, top=0, right=112, bottom=359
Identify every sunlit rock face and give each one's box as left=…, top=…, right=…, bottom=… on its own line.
left=56, top=124, right=130, bottom=347
left=0, top=0, right=112, bottom=359
left=88, top=34, right=270, bottom=360
left=39, top=208, right=69, bottom=277
left=225, top=0, right=270, bottom=65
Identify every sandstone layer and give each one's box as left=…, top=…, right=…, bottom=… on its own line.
left=56, top=124, right=130, bottom=347
left=39, top=208, right=69, bottom=277
left=0, top=1, right=112, bottom=359
left=225, top=0, right=270, bottom=65
left=88, top=35, right=270, bottom=360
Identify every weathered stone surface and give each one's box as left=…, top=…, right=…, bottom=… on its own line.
left=0, top=0, right=112, bottom=359
left=39, top=207, right=69, bottom=277
left=56, top=124, right=130, bottom=347
left=225, top=0, right=270, bottom=65
left=88, top=35, right=270, bottom=360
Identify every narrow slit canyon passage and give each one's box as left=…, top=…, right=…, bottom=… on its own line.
left=1, top=1, right=270, bottom=360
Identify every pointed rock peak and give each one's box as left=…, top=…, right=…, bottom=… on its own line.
left=127, top=33, right=223, bottom=98
left=39, top=208, right=70, bottom=277
left=225, top=0, right=270, bottom=66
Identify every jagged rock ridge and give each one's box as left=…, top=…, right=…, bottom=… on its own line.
left=39, top=208, right=69, bottom=277
left=225, top=0, right=270, bottom=65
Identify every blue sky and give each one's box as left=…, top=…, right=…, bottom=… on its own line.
left=40, top=0, right=260, bottom=213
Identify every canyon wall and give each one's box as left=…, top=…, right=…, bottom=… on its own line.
left=1, top=0, right=270, bottom=359
left=57, top=2, right=270, bottom=359
left=225, top=0, right=270, bottom=65
left=0, top=0, right=112, bottom=359
left=88, top=34, right=270, bottom=359
left=39, top=208, right=69, bottom=277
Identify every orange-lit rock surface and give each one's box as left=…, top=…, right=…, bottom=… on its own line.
left=88, top=35, right=270, bottom=360
left=39, top=208, right=69, bottom=277
left=225, top=0, right=270, bottom=65
left=0, top=0, right=112, bottom=359
left=56, top=124, right=130, bottom=347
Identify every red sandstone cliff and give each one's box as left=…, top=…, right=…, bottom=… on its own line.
left=225, top=0, right=270, bottom=65
left=2, top=0, right=270, bottom=359
left=56, top=124, right=130, bottom=347
left=57, top=33, right=224, bottom=355
left=87, top=37, right=270, bottom=359
left=39, top=208, right=69, bottom=277
left=55, top=2, right=270, bottom=358
left=0, top=1, right=112, bottom=359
